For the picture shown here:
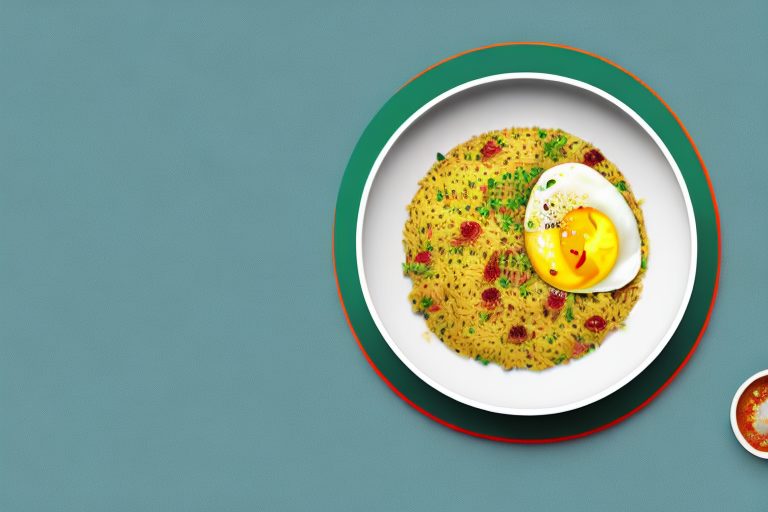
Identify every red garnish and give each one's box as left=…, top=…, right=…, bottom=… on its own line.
left=549, top=269, right=558, bottom=276
left=583, top=149, right=605, bottom=167
left=569, top=249, right=579, bottom=255
left=571, top=341, right=589, bottom=357
left=508, top=325, right=527, bottom=344
left=481, top=287, right=500, bottom=305
left=483, top=252, right=501, bottom=282
left=584, top=315, right=606, bottom=332
left=453, top=221, right=482, bottom=246
left=547, top=289, right=567, bottom=310
left=575, top=250, right=587, bottom=269
left=414, top=251, right=431, bottom=264
left=427, top=227, right=432, bottom=239
left=428, top=304, right=441, bottom=312
left=479, top=185, right=487, bottom=193
left=480, top=139, right=502, bottom=160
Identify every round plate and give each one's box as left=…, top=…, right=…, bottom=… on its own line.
left=334, top=43, right=719, bottom=441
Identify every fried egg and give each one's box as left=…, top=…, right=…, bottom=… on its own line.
left=523, top=162, right=641, bottom=293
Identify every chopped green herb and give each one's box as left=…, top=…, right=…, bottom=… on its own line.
left=543, top=135, right=568, bottom=161
left=530, top=167, right=543, bottom=177
left=436, top=152, right=445, bottom=161
left=499, top=214, right=514, bottom=232
left=487, top=178, right=496, bottom=189
left=546, top=179, right=557, bottom=188
left=476, top=205, right=490, bottom=217
left=538, top=128, right=547, bottom=139
left=519, top=283, right=529, bottom=298
left=489, top=198, right=501, bottom=210
left=527, top=220, right=534, bottom=229
left=402, top=262, right=432, bottom=276
left=553, top=354, right=567, bottom=365
left=498, top=276, right=511, bottom=289
left=475, top=355, right=490, bottom=365
left=436, top=190, right=444, bottom=201
left=479, top=312, right=490, bottom=322
left=502, top=172, right=513, bottom=180
left=564, top=293, right=575, bottom=322
left=616, top=181, right=627, bottom=192
left=641, top=256, right=648, bottom=270
left=419, top=296, right=433, bottom=310
left=468, top=327, right=475, bottom=334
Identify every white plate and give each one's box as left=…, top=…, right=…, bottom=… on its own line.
left=357, top=73, right=696, bottom=416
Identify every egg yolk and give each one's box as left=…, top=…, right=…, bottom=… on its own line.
left=524, top=207, right=619, bottom=292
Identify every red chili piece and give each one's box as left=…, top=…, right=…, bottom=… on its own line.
left=508, top=325, right=527, bottom=344
left=572, top=341, right=588, bottom=357
left=454, top=221, right=482, bottom=246
left=428, top=304, right=441, bottom=312
left=483, top=252, right=501, bottom=282
left=547, top=289, right=567, bottom=310
left=414, top=251, right=431, bottom=264
left=549, top=269, right=558, bottom=276
left=584, top=315, right=606, bottom=332
left=480, top=139, right=502, bottom=160
left=583, top=149, right=605, bottom=167
left=481, top=287, right=500, bottom=304
left=575, top=250, right=587, bottom=269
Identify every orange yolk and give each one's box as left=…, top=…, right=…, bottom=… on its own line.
left=524, top=207, right=619, bottom=292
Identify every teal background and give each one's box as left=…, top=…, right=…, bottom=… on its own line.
left=0, top=1, right=764, bottom=510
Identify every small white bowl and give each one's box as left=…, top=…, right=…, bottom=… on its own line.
left=731, top=369, right=768, bottom=459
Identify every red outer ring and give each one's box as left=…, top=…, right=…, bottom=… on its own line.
left=333, top=42, right=721, bottom=443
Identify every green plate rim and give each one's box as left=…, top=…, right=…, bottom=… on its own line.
left=333, top=43, right=720, bottom=442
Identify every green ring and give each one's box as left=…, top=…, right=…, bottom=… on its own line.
left=334, top=44, right=719, bottom=441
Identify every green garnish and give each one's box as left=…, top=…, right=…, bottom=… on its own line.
left=476, top=205, right=490, bottom=217
left=436, top=190, right=444, bottom=201
left=436, top=152, right=445, bottom=161
left=424, top=241, right=433, bottom=251
left=420, top=296, right=433, bottom=310
left=543, top=135, right=568, bottom=161
left=498, top=276, right=511, bottom=289
left=641, top=256, right=648, bottom=270
left=479, top=312, right=490, bottom=322
left=530, top=167, right=543, bottom=177
left=468, top=327, right=475, bottom=334
left=553, top=354, right=567, bottom=365
left=538, top=128, right=547, bottom=139
left=475, top=355, right=490, bottom=365
left=527, top=220, right=534, bottom=229
left=546, top=179, right=557, bottom=189
left=489, top=198, right=501, bottom=210
left=565, top=293, right=575, bottom=322
left=519, top=283, right=529, bottom=298
left=501, top=172, right=513, bottom=180
left=402, top=262, right=432, bottom=276
left=499, top=214, right=514, bottom=232
left=487, top=178, right=496, bottom=189
left=616, top=181, right=627, bottom=192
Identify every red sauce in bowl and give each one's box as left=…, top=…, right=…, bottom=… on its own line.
left=735, top=375, right=768, bottom=452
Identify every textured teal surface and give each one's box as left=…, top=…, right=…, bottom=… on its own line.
left=0, top=2, right=765, bottom=510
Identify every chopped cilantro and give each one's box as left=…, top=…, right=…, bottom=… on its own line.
left=436, top=152, right=445, bottom=161
left=546, top=179, right=557, bottom=188
left=402, top=262, right=432, bottom=276
left=419, top=296, right=433, bottom=310
left=489, top=198, right=501, bottom=210
left=479, top=312, right=490, bottom=322
left=498, top=276, right=511, bottom=289
left=538, top=128, right=547, bottom=139
left=543, top=135, right=568, bottom=161
left=468, top=327, right=475, bottom=334
left=641, top=256, right=648, bottom=270
left=487, top=178, right=496, bottom=189
left=436, top=190, right=444, bottom=201
left=616, top=181, right=627, bottom=192
left=475, top=355, right=490, bottom=365
left=499, top=214, right=514, bottom=232
left=519, top=283, right=529, bottom=298
left=565, top=293, right=575, bottom=322
left=476, top=205, right=490, bottom=217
